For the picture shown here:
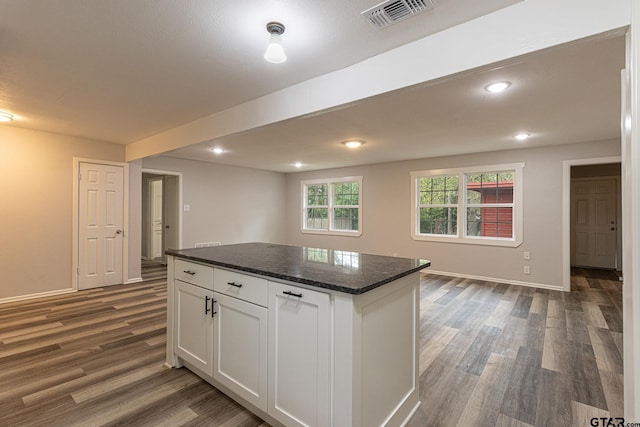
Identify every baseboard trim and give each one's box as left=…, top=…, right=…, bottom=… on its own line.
left=0, top=288, right=76, bottom=305
left=124, top=277, right=144, bottom=285
left=422, top=269, right=564, bottom=291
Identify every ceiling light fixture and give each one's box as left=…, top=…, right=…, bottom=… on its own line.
left=293, top=162, right=303, bottom=168
left=264, top=22, right=287, bottom=64
left=211, top=147, right=224, bottom=154
left=342, top=140, right=365, bottom=148
left=514, top=132, right=531, bottom=141
left=485, top=81, right=511, bottom=93
left=0, top=111, right=14, bottom=122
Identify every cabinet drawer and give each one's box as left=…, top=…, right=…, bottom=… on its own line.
left=175, top=259, right=213, bottom=290
left=214, top=269, right=268, bottom=307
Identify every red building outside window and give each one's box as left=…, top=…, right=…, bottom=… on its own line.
left=466, top=174, right=514, bottom=239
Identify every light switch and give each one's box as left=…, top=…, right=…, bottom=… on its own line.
left=183, top=204, right=191, bottom=212
left=523, top=251, right=530, bottom=260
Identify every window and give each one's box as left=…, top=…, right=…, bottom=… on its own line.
left=417, top=175, right=459, bottom=235
left=302, top=176, right=363, bottom=236
left=411, top=163, right=523, bottom=246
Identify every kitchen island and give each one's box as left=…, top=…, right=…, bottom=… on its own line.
left=165, top=242, right=430, bottom=427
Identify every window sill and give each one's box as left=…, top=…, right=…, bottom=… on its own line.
left=411, top=234, right=522, bottom=247
left=302, top=229, right=362, bottom=237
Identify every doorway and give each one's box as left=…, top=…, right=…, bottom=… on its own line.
left=141, top=170, right=181, bottom=265
left=563, top=158, right=622, bottom=291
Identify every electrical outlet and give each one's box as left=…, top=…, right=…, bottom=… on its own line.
left=523, top=251, right=530, bottom=260
left=523, top=266, right=531, bottom=275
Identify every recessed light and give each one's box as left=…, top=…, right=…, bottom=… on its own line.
left=0, top=111, right=14, bottom=122
left=514, top=133, right=531, bottom=141
left=485, top=81, right=511, bottom=93
left=210, top=147, right=224, bottom=154
left=293, top=162, right=303, bottom=168
left=342, top=140, right=365, bottom=148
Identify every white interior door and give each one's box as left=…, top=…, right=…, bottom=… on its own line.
left=571, top=178, right=618, bottom=269
left=149, top=178, right=163, bottom=260
left=78, top=163, right=124, bottom=289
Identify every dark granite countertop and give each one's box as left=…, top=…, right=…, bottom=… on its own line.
left=166, top=242, right=430, bottom=295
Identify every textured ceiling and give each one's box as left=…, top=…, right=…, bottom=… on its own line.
left=0, top=1, right=624, bottom=173
left=0, top=0, right=521, bottom=144
left=166, top=34, right=625, bottom=172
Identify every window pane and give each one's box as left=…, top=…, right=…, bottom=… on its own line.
left=334, top=208, right=358, bottom=231
left=419, top=176, right=458, bottom=205
left=307, top=184, right=328, bottom=206
left=466, top=207, right=513, bottom=238
left=306, top=207, right=329, bottom=230
left=334, top=182, right=359, bottom=206
left=466, top=170, right=514, bottom=204
left=497, top=187, right=514, bottom=203
left=419, top=207, right=457, bottom=235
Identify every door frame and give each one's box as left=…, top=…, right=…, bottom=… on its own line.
left=562, top=156, right=621, bottom=291
left=142, top=168, right=183, bottom=254
left=146, top=175, right=164, bottom=260
left=72, top=157, right=130, bottom=291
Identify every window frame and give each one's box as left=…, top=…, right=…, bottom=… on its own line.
left=301, top=176, right=363, bottom=237
left=410, top=163, right=524, bottom=247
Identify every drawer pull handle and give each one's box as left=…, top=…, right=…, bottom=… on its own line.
left=205, top=295, right=211, bottom=314
left=283, top=290, right=303, bottom=298
left=184, top=270, right=196, bottom=276
left=227, top=282, right=243, bottom=288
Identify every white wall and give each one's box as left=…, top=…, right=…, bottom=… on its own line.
left=285, top=139, right=621, bottom=289
left=141, top=156, right=286, bottom=248
left=0, top=126, right=125, bottom=300
left=128, top=160, right=142, bottom=282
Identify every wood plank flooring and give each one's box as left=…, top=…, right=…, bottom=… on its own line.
left=0, top=267, right=622, bottom=426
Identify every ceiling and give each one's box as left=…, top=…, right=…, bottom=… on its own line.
left=0, top=0, right=625, bottom=172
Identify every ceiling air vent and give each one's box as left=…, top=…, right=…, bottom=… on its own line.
left=362, top=0, right=435, bottom=30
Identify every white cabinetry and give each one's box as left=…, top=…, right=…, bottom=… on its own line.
left=167, top=254, right=420, bottom=427
left=267, top=281, right=330, bottom=427
left=213, top=275, right=268, bottom=411
left=175, top=279, right=214, bottom=377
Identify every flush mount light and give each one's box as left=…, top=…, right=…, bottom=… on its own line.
left=0, top=111, right=14, bottom=122
left=264, top=22, right=287, bottom=64
left=514, top=133, right=531, bottom=141
left=484, top=81, right=511, bottom=93
left=342, top=140, right=365, bottom=149
left=293, top=162, right=303, bottom=168
left=210, top=147, right=224, bottom=154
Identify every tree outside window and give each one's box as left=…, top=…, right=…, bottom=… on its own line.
left=302, top=177, right=363, bottom=236
left=411, top=163, right=523, bottom=247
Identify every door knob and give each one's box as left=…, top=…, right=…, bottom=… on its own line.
left=115, top=229, right=123, bottom=235
left=165, top=225, right=170, bottom=229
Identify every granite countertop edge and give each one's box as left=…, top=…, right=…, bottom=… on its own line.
left=166, top=249, right=430, bottom=295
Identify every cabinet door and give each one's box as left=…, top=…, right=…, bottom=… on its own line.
left=213, top=292, right=268, bottom=411
left=175, top=280, right=214, bottom=377
left=268, top=282, right=331, bottom=427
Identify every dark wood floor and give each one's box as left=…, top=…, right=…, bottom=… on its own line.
left=141, top=259, right=168, bottom=282
left=0, top=267, right=622, bottom=426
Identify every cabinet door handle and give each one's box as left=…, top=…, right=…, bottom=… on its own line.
left=227, top=282, right=243, bottom=288
left=205, top=295, right=211, bottom=314
left=184, top=270, right=196, bottom=276
left=212, top=299, right=217, bottom=318
left=283, top=290, right=303, bottom=298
